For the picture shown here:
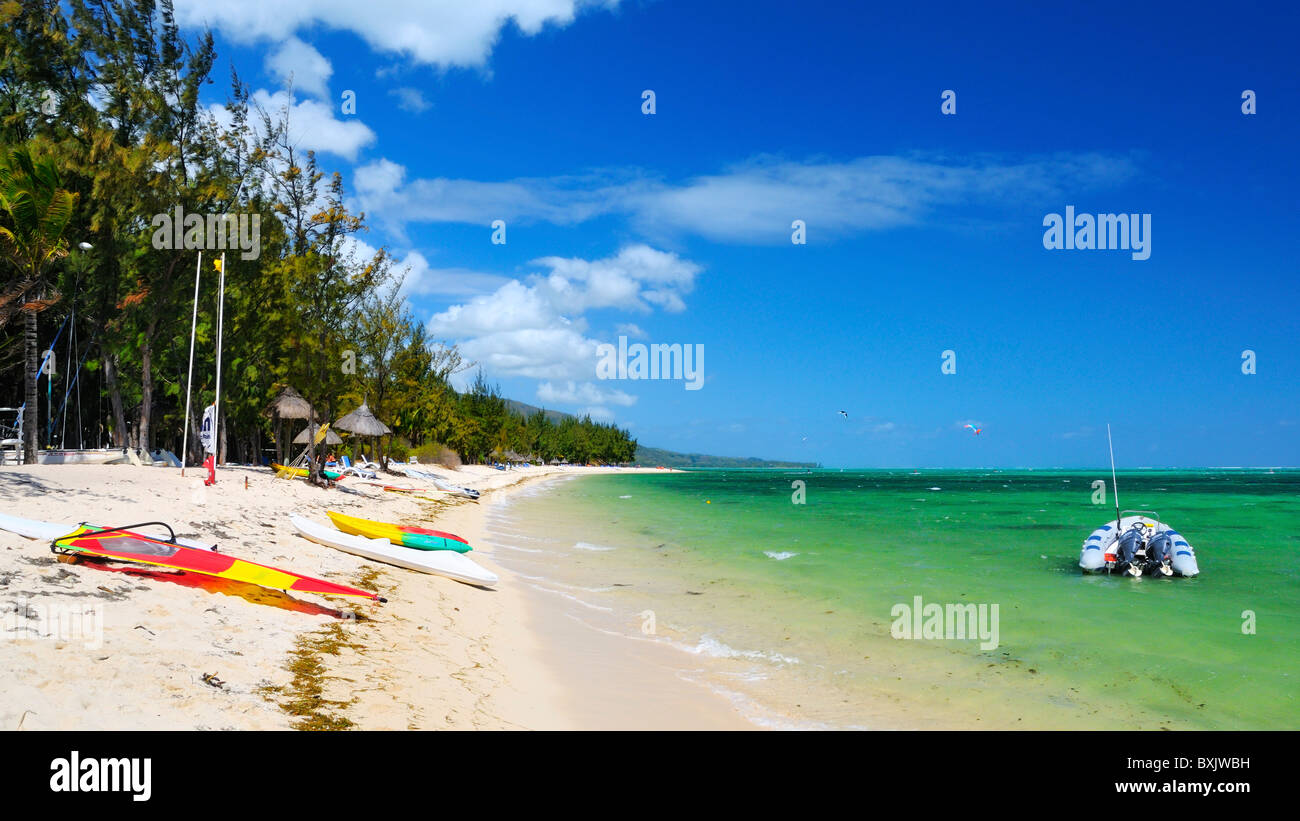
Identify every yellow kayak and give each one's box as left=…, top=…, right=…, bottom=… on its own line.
left=325, top=510, right=472, bottom=553
left=273, top=463, right=344, bottom=481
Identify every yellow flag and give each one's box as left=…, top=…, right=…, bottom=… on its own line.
left=213, top=258, right=223, bottom=273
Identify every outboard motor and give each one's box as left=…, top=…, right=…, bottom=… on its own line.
left=1117, top=524, right=1148, bottom=576
left=1147, top=531, right=1175, bottom=576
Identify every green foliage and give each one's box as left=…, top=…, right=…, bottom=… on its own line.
left=0, top=0, right=639, bottom=467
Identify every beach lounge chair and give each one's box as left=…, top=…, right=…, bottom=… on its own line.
left=338, top=455, right=377, bottom=479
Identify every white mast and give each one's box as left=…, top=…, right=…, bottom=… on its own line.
left=1107, top=423, right=1121, bottom=531
left=180, top=251, right=203, bottom=475
left=212, top=253, right=227, bottom=470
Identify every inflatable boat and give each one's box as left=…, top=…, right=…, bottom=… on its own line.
left=1080, top=511, right=1199, bottom=577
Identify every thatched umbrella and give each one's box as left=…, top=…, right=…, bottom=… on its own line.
left=265, top=386, right=314, bottom=464
left=293, top=423, right=342, bottom=445
left=267, top=386, right=313, bottom=419
left=334, top=402, right=393, bottom=466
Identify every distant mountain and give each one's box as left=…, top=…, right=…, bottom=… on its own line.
left=503, top=399, right=816, bottom=468
left=633, top=445, right=818, bottom=469
left=503, top=399, right=571, bottom=424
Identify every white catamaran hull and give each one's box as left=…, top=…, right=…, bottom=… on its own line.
left=396, top=467, right=481, bottom=499
left=35, top=449, right=129, bottom=465
left=289, top=514, right=497, bottom=587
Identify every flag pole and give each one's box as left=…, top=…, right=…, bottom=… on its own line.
left=213, top=253, right=227, bottom=471
left=180, top=251, right=203, bottom=476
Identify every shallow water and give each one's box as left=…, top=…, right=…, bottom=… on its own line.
left=487, top=469, right=1300, bottom=729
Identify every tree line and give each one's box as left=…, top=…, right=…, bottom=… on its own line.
left=0, top=0, right=636, bottom=473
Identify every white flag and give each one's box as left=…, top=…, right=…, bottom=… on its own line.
left=200, top=404, right=216, bottom=454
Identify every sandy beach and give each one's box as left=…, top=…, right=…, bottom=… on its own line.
left=0, top=463, right=753, bottom=731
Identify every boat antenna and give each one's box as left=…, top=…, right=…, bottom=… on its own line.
left=1107, top=423, right=1121, bottom=533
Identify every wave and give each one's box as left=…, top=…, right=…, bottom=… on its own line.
left=482, top=541, right=545, bottom=554
left=764, top=551, right=799, bottom=561
left=680, top=635, right=801, bottom=666
left=527, top=584, right=615, bottom=612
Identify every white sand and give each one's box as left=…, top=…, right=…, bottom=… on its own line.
left=0, top=462, right=751, bottom=730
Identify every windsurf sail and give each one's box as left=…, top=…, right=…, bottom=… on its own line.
left=52, top=524, right=384, bottom=600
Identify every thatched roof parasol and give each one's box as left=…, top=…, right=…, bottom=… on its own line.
left=266, top=385, right=314, bottom=420
left=334, top=403, right=392, bottom=436
left=293, top=423, right=342, bottom=445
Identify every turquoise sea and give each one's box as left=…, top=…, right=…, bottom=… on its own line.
left=484, top=469, right=1299, bottom=729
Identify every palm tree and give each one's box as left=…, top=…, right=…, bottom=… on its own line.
left=0, top=146, right=79, bottom=463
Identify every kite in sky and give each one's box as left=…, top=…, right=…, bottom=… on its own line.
left=838, top=410, right=848, bottom=419
left=964, top=424, right=982, bottom=435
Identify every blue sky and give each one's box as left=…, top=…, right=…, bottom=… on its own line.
left=178, top=0, right=1299, bottom=467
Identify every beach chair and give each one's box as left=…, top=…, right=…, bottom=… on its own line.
left=338, top=455, right=377, bottom=479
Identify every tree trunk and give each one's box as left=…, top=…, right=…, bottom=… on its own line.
left=187, top=401, right=203, bottom=466
left=102, top=352, right=127, bottom=448
left=218, top=413, right=227, bottom=465
left=22, top=309, right=38, bottom=462
left=138, top=319, right=157, bottom=451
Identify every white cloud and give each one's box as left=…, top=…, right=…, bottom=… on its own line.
left=351, top=153, right=1139, bottom=244
left=428, top=245, right=701, bottom=382
left=615, top=323, right=646, bottom=339
left=173, top=0, right=619, bottom=68
left=537, top=381, right=636, bottom=407
left=209, top=89, right=375, bottom=160
left=352, top=158, right=615, bottom=238
left=458, top=327, right=601, bottom=381
left=399, top=254, right=512, bottom=298
left=389, top=87, right=432, bottom=113
left=340, top=237, right=509, bottom=299
left=581, top=406, right=615, bottom=422
left=265, top=37, right=333, bottom=98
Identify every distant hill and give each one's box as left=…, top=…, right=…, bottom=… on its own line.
left=503, top=399, right=572, bottom=424
left=503, top=400, right=815, bottom=468
left=633, top=445, right=817, bottom=469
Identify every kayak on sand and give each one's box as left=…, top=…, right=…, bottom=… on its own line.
left=272, top=463, right=345, bottom=481
left=291, top=515, right=495, bottom=587
left=326, top=510, right=472, bottom=553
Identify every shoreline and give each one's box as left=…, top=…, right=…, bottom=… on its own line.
left=0, top=462, right=752, bottom=730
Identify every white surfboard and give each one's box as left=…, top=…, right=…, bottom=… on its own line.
left=0, top=511, right=78, bottom=540
left=0, top=511, right=217, bottom=550
left=289, top=514, right=498, bottom=587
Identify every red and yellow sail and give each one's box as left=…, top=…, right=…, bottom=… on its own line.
left=55, top=526, right=382, bottom=600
